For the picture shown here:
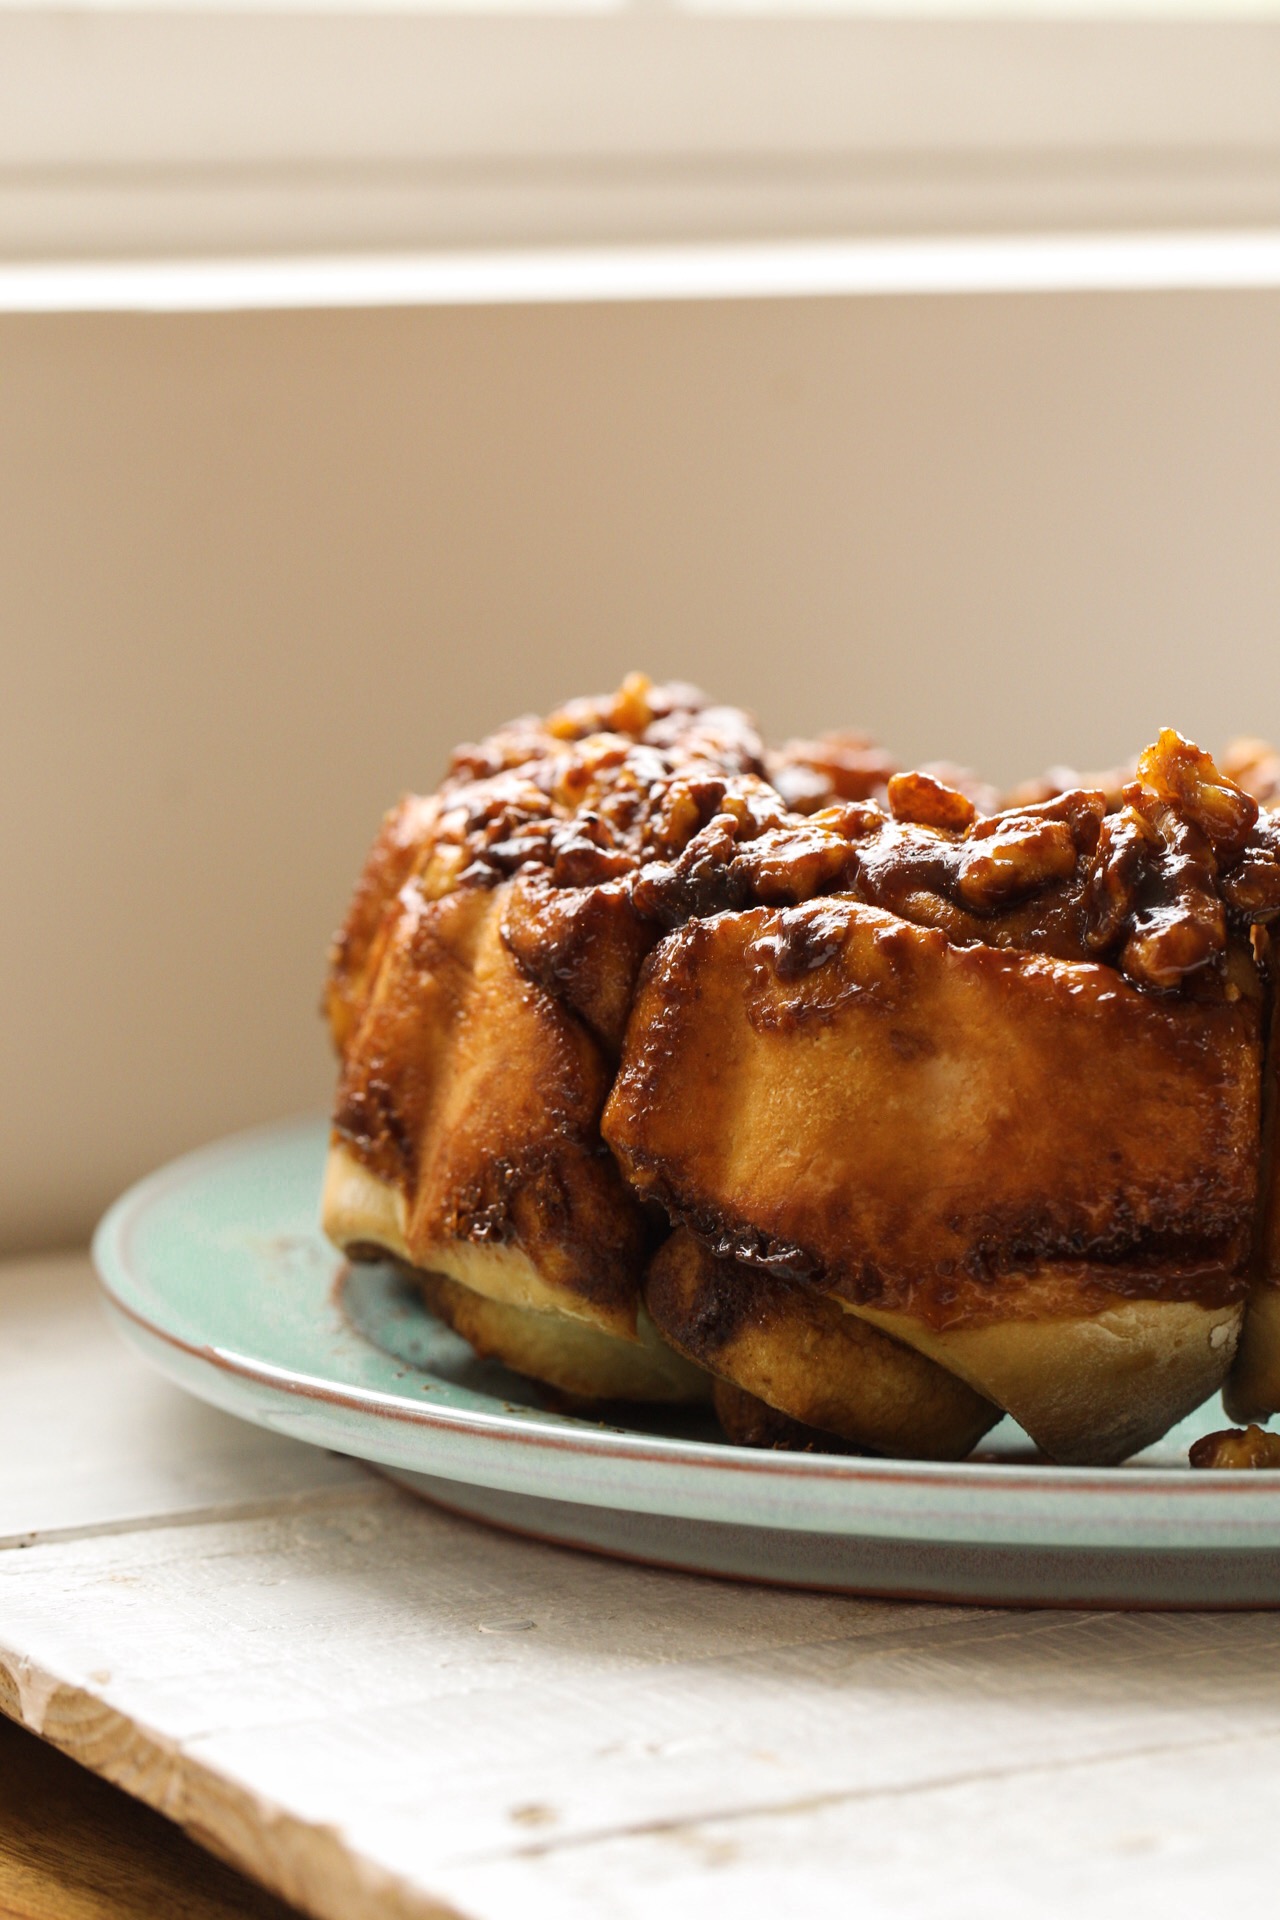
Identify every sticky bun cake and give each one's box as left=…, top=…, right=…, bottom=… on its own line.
left=324, top=679, right=1280, bottom=1466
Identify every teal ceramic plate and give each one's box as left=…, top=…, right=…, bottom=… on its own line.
left=93, top=1119, right=1280, bottom=1609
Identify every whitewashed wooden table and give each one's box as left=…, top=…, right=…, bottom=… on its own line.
left=5, top=1250, right=1280, bottom=1919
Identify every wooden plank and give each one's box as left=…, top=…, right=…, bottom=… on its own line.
left=5, top=1254, right=1280, bottom=1920
left=431, top=1725, right=1280, bottom=1920
left=0, top=1256, right=368, bottom=1545
left=7, top=1498, right=1280, bottom=1919
left=0, top=1713, right=301, bottom=1920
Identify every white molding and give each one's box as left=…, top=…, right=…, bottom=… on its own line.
left=6, top=17, right=1280, bottom=160
left=2, top=229, right=1280, bottom=310
left=3, top=15, right=1280, bottom=255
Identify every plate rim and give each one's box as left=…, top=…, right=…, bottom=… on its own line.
left=91, top=1115, right=1280, bottom=1509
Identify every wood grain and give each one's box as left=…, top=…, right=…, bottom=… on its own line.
left=0, top=1713, right=300, bottom=1920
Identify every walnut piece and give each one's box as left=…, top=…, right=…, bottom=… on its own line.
left=1189, top=1424, right=1280, bottom=1469
left=1137, top=728, right=1258, bottom=859
left=887, top=770, right=977, bottom=833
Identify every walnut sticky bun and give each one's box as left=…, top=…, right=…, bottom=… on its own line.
left=323, top=680, right=1280, bottom=1466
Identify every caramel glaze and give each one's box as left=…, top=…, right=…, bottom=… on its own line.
left=1003, top=735, right=1280, bottom=819
left=328, top=675, right=784, bottom=1071
left=333, top=700, right=1280, bottom=1066
left=604, top=897, right=1263, bottom=1328
left=327, top=678, right=1280, bottom=1338
left=331, top=881, right=652, bottom=1326
left=630, top=731, right=1280, bottom=998
left=326, top=677, right=783, bottom=1321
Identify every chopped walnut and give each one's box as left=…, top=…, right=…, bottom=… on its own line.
left=552, top=837, right=638, bottom=888
left=631, top=815, right=752, bottom=927
left=334, top=682, right=1280, bottom=1071
left=734, top=825, right=856, bottom=904
left=1083, top=806, right=1160, bottom=954
left=887, top=770, right=977, bottom=833
left=1189, top=1424, right=1280, bottom=1470
left=389, top=679, right=785, bottom=909
left=545, top=670, right=657, bottom=742
left=1137, top=729, right=1258, bottom=859
left=650, top=782, right=709, bottom=856
left=956, top=789, right=1101, bottom=911
left=1222, top=823, right=1280, bottom=921
left=1120, top=900, right=1226, bottom=992
left=811, top=801, right=890, bottom=843
left=953, top=817, right=1080, bottom=912
left=1115, top=791, right=1228, bottom=990
left=608, top=669, right=657, bottom=737
left=718, top=786, right=790, bottom=838
left=745, top=734, right=1276, bottom=993
left=1221, top=737, right=1280, bottom=809
left=916, top=762, right=1002, bottom=818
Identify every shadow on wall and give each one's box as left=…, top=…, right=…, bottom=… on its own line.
left=4, top=288, right=1279, bottom=1251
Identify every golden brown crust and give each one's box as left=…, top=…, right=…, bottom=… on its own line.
left=415, top=1267, right=709, bottom=1404
left=324, top=682, right=1280, bottom=1453
left=499, top=869, right=658, bottom=1057
left=322, top=674, right=784, bottom=1393
left=325, top=793, right=441, bottom=1057
left=605, top=881, right=1261, bottom=1461
left=327, top=887, right=648, bottom=1336
left=605, top=899, right=1262, bottom=1327
left=646, top=1230, right=998, bottom=1459
left=852, top=1296, right=1241, bottom=1466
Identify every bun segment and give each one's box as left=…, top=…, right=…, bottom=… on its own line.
left=323, top=678, right=1280, bottom=1464
left=323, top=678, right=771, bottom=1405
left=1225, top=928, right=1280, bottom=1422
left=326, top=881, right=646, bottom=1344
left=854, top=1299, right=1240, bottom=1467
left=604, top=898, right=1259, bottom=1465
left=1228, top=1284, right=1280, bottom=1423
left=416, top=1268, right=708, bottom=1404
left=326, top=1146, right=705, bottom=1400
left=645, top=1230, right=998, bottom=1460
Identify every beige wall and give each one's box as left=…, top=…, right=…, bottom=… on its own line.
left=4, top=288, right=1280, bottom=1252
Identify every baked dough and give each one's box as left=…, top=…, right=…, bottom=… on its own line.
left=324, top=687, right=1280, bottom=1461
left=855, top=1296, right=1241, bottom=1466
left=645, top=1229, right=998, bottom=1459
left=322, top=677, right=778, bottom=1403
left=605, top=896, right=1261, bottom=1464
left=416, top=1267, right=708, bottom=1403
